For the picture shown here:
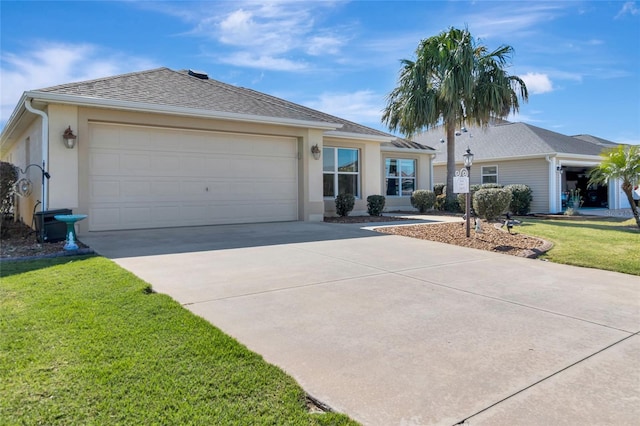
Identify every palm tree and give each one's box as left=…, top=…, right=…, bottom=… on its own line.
left=588, top=144, right=640, bottom=229
left=382, top=27, right=528, bottom=206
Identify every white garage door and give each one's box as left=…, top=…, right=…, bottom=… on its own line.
left=88, top=123, right=298, bottom=231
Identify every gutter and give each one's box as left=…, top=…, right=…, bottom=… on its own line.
left=24, top=98, right=49, bottom=211
left=25, top=91, right=345, bottom=132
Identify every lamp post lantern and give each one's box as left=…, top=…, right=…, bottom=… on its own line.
left=463, top=148, right=474, bottom=238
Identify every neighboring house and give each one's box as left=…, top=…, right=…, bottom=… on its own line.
left=0, top=67, right=435, bottom=233
left=413, top=121, right=628, bottom=213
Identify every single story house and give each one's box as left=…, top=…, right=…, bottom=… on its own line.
left=0, top=67, right=435, bottom=234
left=413, top=121, right=630, bottom=214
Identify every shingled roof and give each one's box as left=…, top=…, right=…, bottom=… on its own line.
left=413, top=122, right=618, bottom=163
left=31, top=67, right=393, bottom=139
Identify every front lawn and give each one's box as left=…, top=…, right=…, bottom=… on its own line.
left=519, top=217, right=639, bottom=275
left=0, top=256, right=357, bottom=425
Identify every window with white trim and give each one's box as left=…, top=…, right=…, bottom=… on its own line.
left=385, top=158, right=416, bottom=196
left=481, top=165, right=498, bottom=184
left=323, top=147, right=359, bottom=197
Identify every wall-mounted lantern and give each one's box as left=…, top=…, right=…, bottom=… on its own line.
left=62, top=126, right=77, bottom=149
left=311, top=144, right=321, bottom=160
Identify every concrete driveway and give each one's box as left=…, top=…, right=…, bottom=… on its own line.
left=81, top=221, right=640, bottom=426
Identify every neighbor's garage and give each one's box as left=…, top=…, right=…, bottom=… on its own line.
left=88, top=122, right=298, bottom=231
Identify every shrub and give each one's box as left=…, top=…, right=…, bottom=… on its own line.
left=477, top=183, right=503, bottom=190
left=458, top=184, right=504, bottom=215
left=410, top=190, right=436, bottom=213
left=367, top=195, right=386, bottom=216
left=433, top=183, right=446, bottom=196
left=472, top=188, right=512, bottom=221
left=335, top=193, right=355, bottom=217
left=0, top=161, right=18, bottom=217
left=443, top=195, right=461, bottom=213
left=434, top=194, right=446, bottom=211
left=505, top=184, right=533, bottom=215
left=457, top=192, right=470, bottom=214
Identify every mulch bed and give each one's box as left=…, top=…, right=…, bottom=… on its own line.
left=324, top=215, right=551, bottom=258
left=1, top=220, right=90, bottom=261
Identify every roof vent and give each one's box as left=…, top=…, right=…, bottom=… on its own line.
left=188, top=69, right=209, bottom=80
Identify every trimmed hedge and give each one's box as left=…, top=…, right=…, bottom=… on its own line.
left=505, top=184, right=533, bottom=215
left=335, top=193, right=355, bottom=217
left=457, top=183, right=503, bottom=215
left=472, top=188, right=512, bottom=221
left=410, top=190, right=436, bottom=213
left=367, top=195, right=386, bottom=216
left=433, top=183, right=446, bottom=196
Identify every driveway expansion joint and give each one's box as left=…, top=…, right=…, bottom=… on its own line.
left=180, top=271, right=390, bottom=305
left=397, top=271, right=639, bottom=334
left=454, top=331, right=640, bottom=425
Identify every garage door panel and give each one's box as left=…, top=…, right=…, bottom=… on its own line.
left=89, top=207, right=120, bottom=229
left=89, top=123, right=298, bottom=230
left=91, top=180, right=121, bottom=199
left=91, top=152, right=121, bottom=174
left=151, top=206, right=182, bottom=224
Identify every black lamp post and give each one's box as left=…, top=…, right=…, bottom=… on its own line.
left=463, top=147, right=474, bottom=238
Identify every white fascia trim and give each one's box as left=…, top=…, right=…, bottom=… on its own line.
left=323, top=130, right=394, bottom=143
left=434, top=152, right=600, bottom=166
left=25, top=91, right=344, bottom=131
left=380, top=146, right=437, bottom=155
left=0, top=93, right=28, bottom=145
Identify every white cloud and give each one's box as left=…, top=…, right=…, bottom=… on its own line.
left=616, top=1, right=639, bottom=18
left=218, top=52, right=308, bottom=72
left=157, top=1, right=345, bottom=71
left=521, top=72, right=554, bottom=94
left=1, top=42, right=156, bottom=126
left=464, top=2, right=567, bottom=39
left=306, top=35, right=344, bottom=56
left=304, top=90, right=384, bottom=124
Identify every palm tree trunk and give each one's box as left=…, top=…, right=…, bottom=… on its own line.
left=622, top=187, right=640, bottom=229
left=445, top=122, right=456, bottom=209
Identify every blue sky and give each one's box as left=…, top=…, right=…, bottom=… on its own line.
left=1, top=0, right=639, bottom=144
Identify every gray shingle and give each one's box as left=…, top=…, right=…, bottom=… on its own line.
left=35, top=67, right=393, bottom=138
left=412, top=122, right=618, bottom=163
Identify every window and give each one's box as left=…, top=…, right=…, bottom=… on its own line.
left=385, top=159, right=416, bottom=196
left=481, top=166, right=498, bottom=184
left=323, top=147, right=359, bottom=197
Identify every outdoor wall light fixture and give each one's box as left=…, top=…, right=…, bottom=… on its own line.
left=556, top=165, right=564, bottom=174
left=311, top=144, right=321, bottom=160
left=62, top=126, right=77, bottom=149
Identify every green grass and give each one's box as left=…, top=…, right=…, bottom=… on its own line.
left=0, top=256, right=358, bottom=425
left=519, top=217, right=640, bottom=275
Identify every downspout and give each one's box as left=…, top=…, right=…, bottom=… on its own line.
left=545, top=155, right=557, bottom=213
left=429, top=153, right=435, bottom=190
left=24, top=99, right=49, bottom=211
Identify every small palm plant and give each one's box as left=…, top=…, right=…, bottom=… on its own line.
left=589, top=145, right=640, bottom=229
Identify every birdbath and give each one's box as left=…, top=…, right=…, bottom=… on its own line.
left=54, top=214, right=88, bottom=250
